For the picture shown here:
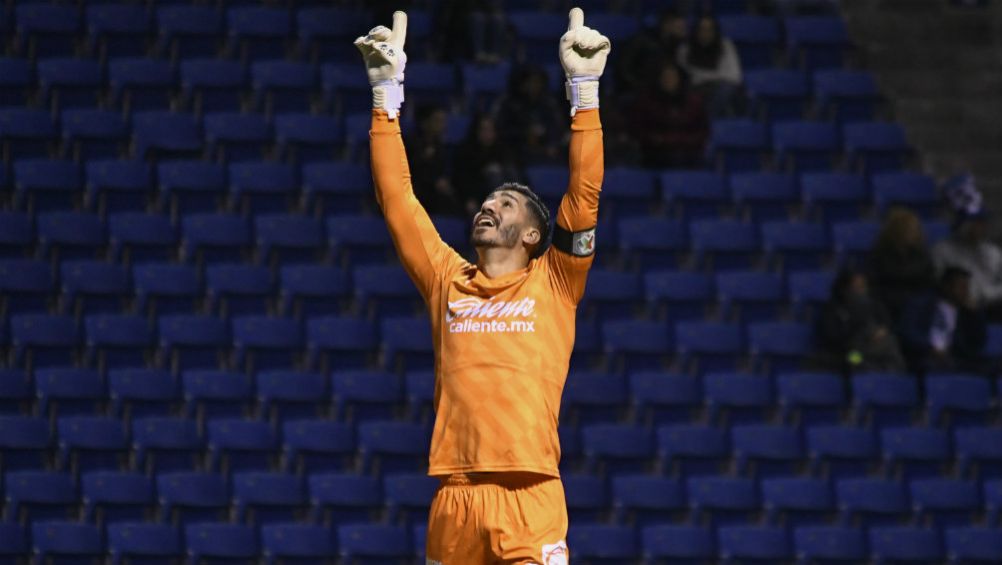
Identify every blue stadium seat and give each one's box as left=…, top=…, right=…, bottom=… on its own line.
left=61, top=109, right=128, bottom=160
left=14, top=4, right=79, bottom=57
left=801, top=172, right=868, bottom=224
left=807, top=425, right=878, bottom=478
left=881, top=427, right=951, bottom=480
left=643, top=271, right=712, bottom=323
left=987, top=481, right=1002, bottom=527
left=384, top=472, right=438, bottom=524
left=107, top=523, right=181, bottom=565
left=337, top=524, right=410, bottom=563
left=155, top=6, right=222, bottom=61
left=306, top=316, right=378, bottom=372
left=186, top=523, right=258, bottom=564
left=618, top=217, right=687, bottom=270
left=283, top=420, right=354, bottom=474
left=690, top=220, right=759, bottom=270
left=232, top=472, right=306, bottom=525
left=814, top=70, right=880, bottom=122
left=0, top=259, right=53, bottom=314
left=158, top=315, right=230, bottom=372
left=910, top=478, right=980, bottom=528
left=762, top=477, right=833, bottom=526
left=0, top=58, right=32, bottom=107
left=462, top=63, right=510, bottom=112
left=180, top=60, right=246, bottom=115
left=182, top=370, right=252, bottom=423
left=675, top=323, right=745, bottom=374
left=704, top=372, right=772, bottom=425
left=563, top=473, right=609, bottom=524
left=331, top=370, right=402, bottom=424
left=206, top=263, right=273, bottom=317
left=611, top=475, right=684, bottom=526
left=659, top=170, right=727, bottom=221
left=207, top=419, right=278, bottom=473
left=297, top=8, right=372, bottom=63
left=0, top=211, right=33, bottom=258
left=872, top=172, right=939, bottom=219
left=261, top=524, right=337, bottom=565
left=562, top=371, right=629, bottom=425
left=14, top=159, right=80, bottom=213
left=583, top=270, right=642, bottom=322
left=309, top=473, right=381, bottom=525
left=232, top=316, right=302, bottom=373
left=60, top=260, right=130, bottom=316
left=227, top=7, right=292, bottom=63
left=132, top=418, right=203, bottom=474
left=328, top=215, right=393, bottom=266
left=0, top=369, right=32, bottom=414
left=641, top=524, right=714, bottom=563
left=85, top=4, right=150, bottom=60
left=776, top=372, right=844, bottom=425
left=508, top=12, right=567, bottom=61
left=785, top=16, right=850, bottom=70
left=569, top=525, right=637, bottom=563
left=30, top=522, right=104, bottom=564
left=869, top=527, right=943, bottom=564
left=732, top=424, right=804, bottom=478
left=37, top=58, right=103, bottom=111
left=157, top=161, right=226, bottom=217
left=35, top=370, right=103, bottom=421
left=793, top=526, right=867, bottom=563
left=84, top=314, right=152, bottom=370
left=836, top=478, right=909, bottom=527
left=763, top=221, right=830, bottom=270
left=844, top=122, right=910, bottom=175
left=229, top=161, right=297, bottom=215
left=404, top=370, right=435, bottom=425
left=851, top=373, right=919, bottom=428
left=87, top=161, right=152, bottom=216
left=251, top=60, right=315, bottom=115
left=582, top=424, right=654, bottom=475
left=107, top=368, right=177, bottom=419
left=3, top=470, right=77, bottom=522
left=57, top=416, right=128, bottom=473
left=107, top=212, right=175, bottom=264
left=132, top=111, right=202, bottom=161
left=730, top=172, right=799, bottom=221
left=257, top=371, right=326, bottom=424
left=358, top=421, right=430, bottom=474
left=748, top=322, right=814, bottom=375
left=744, top=70, right=810, bottom=121
left=0, top=416, right=51, bottom=470
left=380, top=317, right=434, bottom=371
left=204, top=112, right=269, bottom=162
left=302, top=161, right=371, bottom=216
left=832, top=219, right=880, bottom=265
left=254, top=214, right=323, bottom=267
left=108, top=58, right=174, bottom=112
left=788, top=269, right=835, bottom=321
left=773, top=121, right=840, bottom=172
left=37, top=211, right=105, bottom=262
left=954, top=427, right=1002, bottom=480
left=716, top=271, right=785, bottom=323
left=180, top=214, right=252, bottom=264
left=12, top=315, right=80, bottom=370
left=657, top=425, right=730, bottom=478
left=275, top=113, right=342, bottom=164
left=706, top=119, right=769, bottom=172
left=718, top=526, right=790, bottom=563
left=687, top=476, right=759, bottom=526
left=133, top=263, right=202, bottom=317
left=945, top=527, right=1002, bottom=564
left=81, top=471, right=154, bottom=524
left=923, top=374, right=994, bottom=427
left=630, top=372, right=701, bottom=426
left=398, top=62, right=457, bottom=106
left=602, top=167, right=657, bottom=217
left=719, top=15, right=781, bottom=69
left=279, top=265, right=349, bottom=318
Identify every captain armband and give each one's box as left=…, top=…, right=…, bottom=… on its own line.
left=552, top=224, right=597, bottom=257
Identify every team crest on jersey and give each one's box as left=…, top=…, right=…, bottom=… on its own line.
left=542, top=540, right=568, bottom=565
left=572, top=228, right=596, bottom=257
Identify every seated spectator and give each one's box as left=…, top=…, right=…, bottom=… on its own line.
left=616, top=9, right=688, bottom=93
left=405, top=104, right=463, bottom=216
left=677, top=15, right=744, bottom=117
left=495, top=65, right=564, bottom=166
left=898, top=267, right=988, bottom=374
left=631, top=62, right=709, bottom=169
left=932, top=175, right=1002, bottom=317
left=867, top=208, right=935, bottom=322
left=452, top=114, right=520, bottom=216
left=815, top=268, right=906, bottom=374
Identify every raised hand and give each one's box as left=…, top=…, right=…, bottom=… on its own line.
left=558, top=8, right=611, bottom=116
left=354, top=11, right=408, bottom=119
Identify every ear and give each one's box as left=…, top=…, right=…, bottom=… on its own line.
left=521, top=226, right=541, bottom=247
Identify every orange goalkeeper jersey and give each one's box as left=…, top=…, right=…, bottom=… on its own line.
left=369, top=108, right=603, bottom=478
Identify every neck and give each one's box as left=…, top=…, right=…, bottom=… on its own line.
left=476, top=246, right=530, bottom=279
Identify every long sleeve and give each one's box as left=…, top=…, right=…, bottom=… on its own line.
left=545, top=109, right=603, bottom=304
left=678, top=40, right=742, bottom=86
left=370, top=110, right=465, bottom=302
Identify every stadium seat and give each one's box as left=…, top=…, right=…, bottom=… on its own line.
left=945, top=527, right=1002, bottom=564
left=730, top=172, right=799, bottom=222
left=180, top=214, right=252, bottom=265
left=302, top=161, right=371, bottom=216
left=909, top=478, right=980, bottom=528
left=255, top=214, right=324, bottom=267
left=108, top=58, right=174, bottom=112
left=761, top=477, right=833, bottom=526
left=659, top=170, right=727, bottom=221
left=748, top=322, right=815, bottom=375
left=331, top=370, right=403, bottom=424
left=851, top=373, right=919, bottom=428
left=676, top=323, right=745, bottom=376
left=788, top=269, right=835, bottom=320
left=881, top=427, right=952, bottom=479
left=602, top=167, right=657, bottom=217
left=186, top=523, right=258, bottom=564
left=251, top=60, right=315, bottom=115
left=690, top=220, right=759, bottom=270
left=732, top=425, right=804, bottom=478
left=107, top=212, right=176, bottom=264
left=232, top=472, right=306, bottom=525
left=706, top=119, right=769, bottom=172
left=762, top=221, right=830, bottom=270
left=0, top=212, right=34, bottom=258
left=582, top=424, right=654, bottom=475
left=327, top=215, right=393, bottom=266
left=687, top=476, right=759, bottom=527
left=641, top=524, right=715, bottom=563
left=132, top=111, right=202, bottom=161
left=873, top=172, right=940, bottom=219
left=15, top=159, right=80, bottom=214
left=257, top=370, right=326, bottom=424
left=704, top=373, right=773, bottom=425
left=12, top=316, right=80, bottom=370
left=716, top=271, right=785, bottom=323
left=61, top=261, right=130, bottom=316
left=814, top=69, right=880, bottom=122
left=718, top=526, right=791, bottom=563
left=297, top=8, right=372, bottom=63
left=37, top=58, right=102, bottom=111
left=182, top=370, right=253, bottom=422
left=279, top=265, right=349, bottom=318
left=562, top=372, right=629, bottom=426
left=155, top=5, right=223, bottom=60
left=923, top=373, right=994, bottom=427
left=0, top=58, right=33, bottom=107
left=0, top=416, right=51, bottom=471
left=563, top=473, right=609, bottom=524
left=337, top=524, right=410, bottom=562
left=844, top=122, right=910, bottom=175
left=309, top=473, right=381, bottom=525
left=657, top=425, right=730, bottom=478
left=3, top=470, right=77, bottom=522
left=832, top=219, right=881, bottom=265
left=784, top=16, right=850, bottom=70
left=357, top=421, right=430, bottom=475
left=744, top=70, right=810, bottom=121
left=611, top=475, right=684, bottom=526
left=181, top=60, right=246, bottom=115
left=204, top=112, right=270, bottom=162
left=107, top=368, right=177, bottom=419
left=569, top=525, right=637, bottom=562
left=801, top=172, right=868, bottom=224
left=630, top=372, right=701, bottom=426
left=282, top=420, right=355, bottom=474
left=157, top=472, right=229, bottom=524
left=719, top=15, right=781, bottom=69
left=157, top=161, right=227, bottom=217
left=807, top=425, right=878, bottom=478
left=617, top=217, right=687, bottom=270
left=85, top=4, right=150, bottom=60
left=56, top=416, right=128, bottom=473
left=132, top=417, right=203, bottom=474
left=205, top=264, right=272, bottom=317
left=643, top=271, right=713, bottom=323
left=275, top=113, right=342, bottom=164
left=207, top=419, right=277, bottom=473
left=869, top=527, right=943, bottom=564
left=35, top=367, right=103, bottom=417
left=62, top=109, right=128, bottom=161
left=775, top=372, right=844, bottom=425
left=158, top=315, right=230, bottom=372
left=107, top=523, right=181, bottom=565
left=837, top=478, right=909, bottom=527
left=380, top=317, right=434, bottom=371
left=792, top=526, right=867, bottom=563
left=227, top=7, right=292, bottom=63
left=87, top=161, right=153, bottom=217
left=306, top=316, right=378, bottom=372
left=954, top=427, right=1002, bottom=480
left=0, top=259, right=54, bottom=315
left=261, top=524, right=337, bottom=565
left=14, top=4, right=80, bottom=58
left=30, top=522, right=104, bottom=564
left=384, top=473, right=439, bottom=524
left=229, top=161, right=298, bottom=215
left=81, top=471, right=154, bottom=524
left=582, top=270, right=643, bottom=321
left=232, top=316, right=302, bottom=373
left=133, top=263, right=202, bottom=317
left=773, top=121, right=840, bottom=172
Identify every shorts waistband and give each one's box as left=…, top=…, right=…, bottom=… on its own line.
left=438, top=472, right=554, bottom=489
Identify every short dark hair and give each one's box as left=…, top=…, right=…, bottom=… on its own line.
left=489, top=182, right=551, bottom=258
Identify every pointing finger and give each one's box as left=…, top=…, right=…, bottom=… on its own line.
left=390, top=11, right=408, bottom=48
left=568, top=7, right=584, bottom=31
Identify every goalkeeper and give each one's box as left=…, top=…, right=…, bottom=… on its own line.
left=356, top=8, right=608, bottom=564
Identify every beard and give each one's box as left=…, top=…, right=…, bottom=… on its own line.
left=471, top=222, right=521, bottom=249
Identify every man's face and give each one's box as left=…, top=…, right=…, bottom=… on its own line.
left=471, top=190, right=530, bottom=250
left=697, top=18, right=716, bottom=46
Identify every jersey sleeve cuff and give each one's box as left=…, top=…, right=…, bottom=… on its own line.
left=571, top=108, right=601, bottom=132
left=371, top=109, right=400, bottom=134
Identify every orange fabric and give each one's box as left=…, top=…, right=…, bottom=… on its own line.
left=425, top=472, right=569, bottom=565
left=369, top=108, right=603, bottom=478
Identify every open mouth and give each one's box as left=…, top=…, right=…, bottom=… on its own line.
left=474, top=215, right=497, bottom=229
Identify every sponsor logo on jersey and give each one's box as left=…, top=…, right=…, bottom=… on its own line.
left=542, top=540, right=568, bottom=565
left=446, top=297, right=536, bottom=333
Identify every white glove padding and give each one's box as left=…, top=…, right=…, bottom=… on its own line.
left=559, top=7, right=611, bottom=116
left=354, top=11, right=408, bottom=119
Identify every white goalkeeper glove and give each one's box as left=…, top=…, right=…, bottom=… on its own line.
left=354, top=11, right=408, bottom=120
left=559, top=7, right=611, bottom=116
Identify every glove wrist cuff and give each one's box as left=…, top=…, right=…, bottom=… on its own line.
left=373, top=79, right=404, bottom=120
left=565, top=76, right=599, bottom=117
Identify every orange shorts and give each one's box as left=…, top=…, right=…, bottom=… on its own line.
left=425, top=472, right=569, bottom=565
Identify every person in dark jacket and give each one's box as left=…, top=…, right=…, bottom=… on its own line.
left=898, top=266, right=989, bottom=375
left=494, top=65, right=564, bottom=167
left=815, top=268, right=906, bottom=374
left=616, top=9, right=688, bottom=93
left=405, top=104, right=463, bottom=216
left=867, top=208, right=936, bottom=322
left=451, top=113, right=520, bottom=216
left=631, top=61, right=709, bottom=169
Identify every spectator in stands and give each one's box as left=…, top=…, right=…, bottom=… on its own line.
left=815, top=268, right=906, bottom=374
left=616, top=9, right=688, bottom=93
left=932, top=208, right=1002, bottom=317
left=631, top=61, right=709, bottom=169
left=495, top=65, right=564, bottom=166
left=868, top=208, right=935, bottom=322
left=452, top=114, right=520, bottom=216
left=677, top=15, right=744, bottom=117
left=898, top=266, right=988, bottom=374
left=405, top=104, right=463, bottom=216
